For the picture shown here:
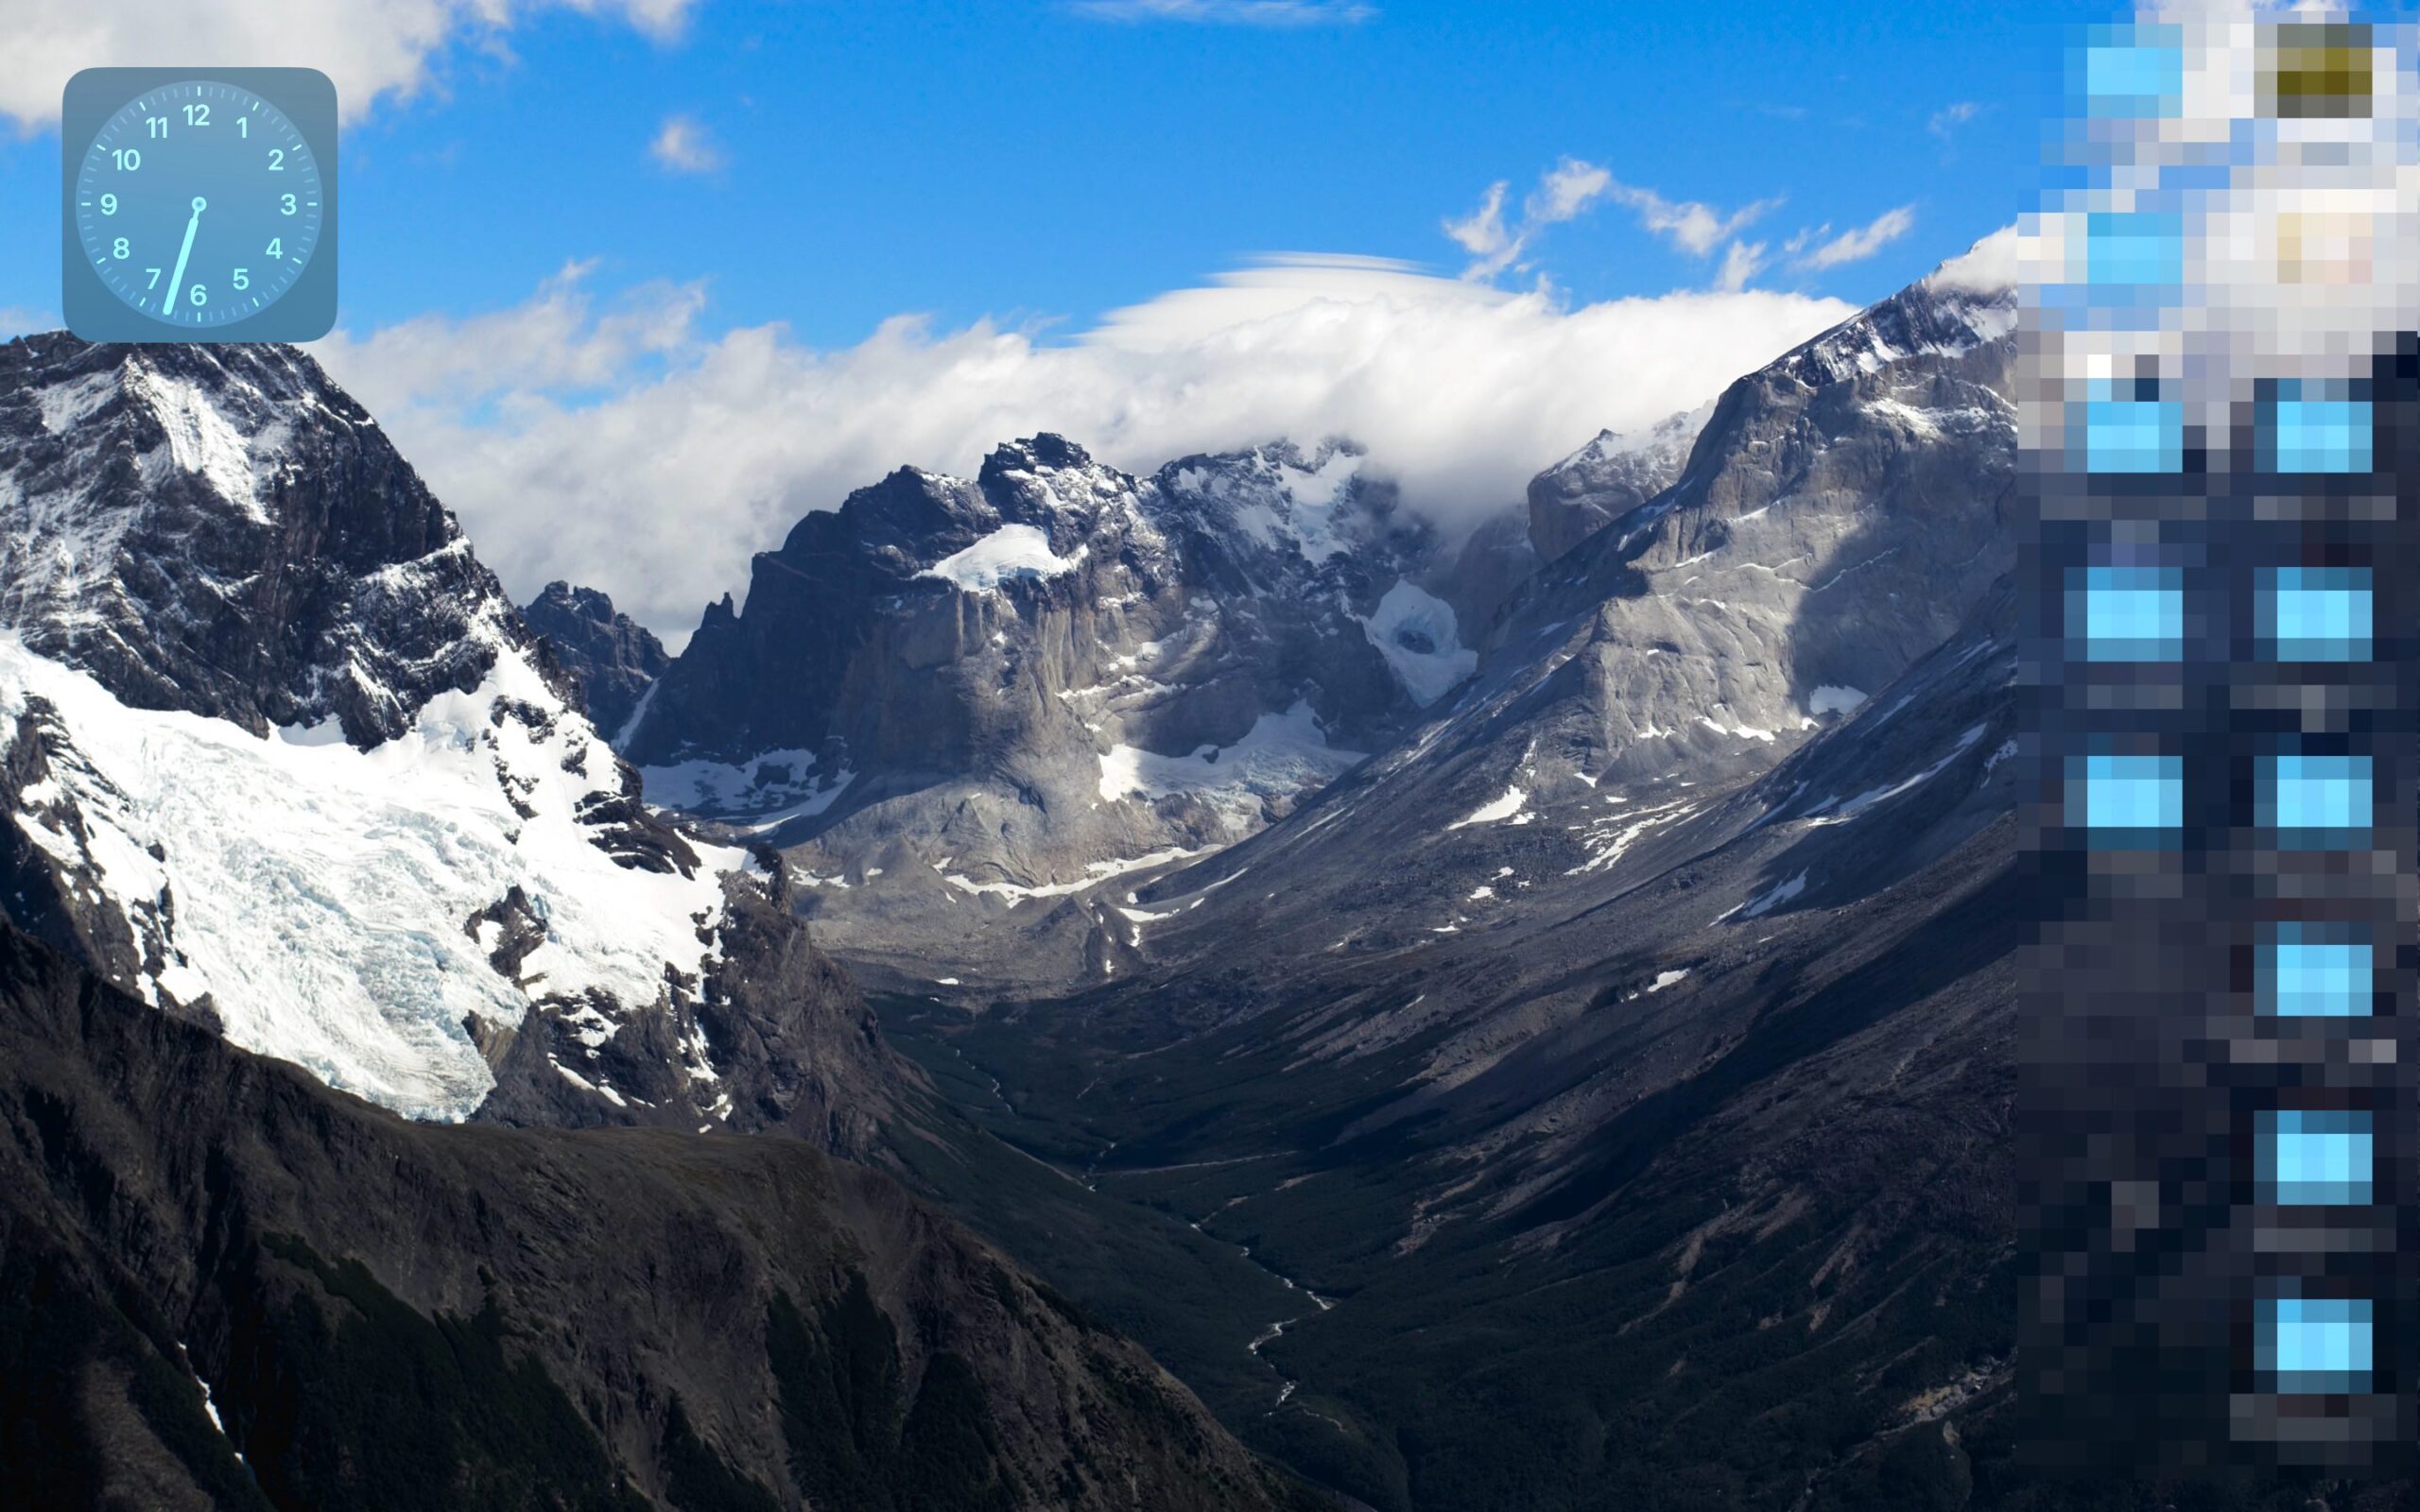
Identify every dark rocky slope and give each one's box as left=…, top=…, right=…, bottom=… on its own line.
left=0, top=921, right=1324, bottom=1512
left=524, top=580, right=670, bottom=740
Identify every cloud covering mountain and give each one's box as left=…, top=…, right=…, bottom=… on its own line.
left=312, top=256, right=1853, bottom=643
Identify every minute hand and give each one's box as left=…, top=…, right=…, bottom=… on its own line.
left=164, top=197, right=205, bottom=314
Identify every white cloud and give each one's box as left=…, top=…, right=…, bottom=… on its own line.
left=1071, top=0, right=1375, bottom=23
left=0, top=0, right=696, bottom=130
left=312, top=256, right=1854, bottom=644
left=1927, top=100, right=1982, bottom=142
left=648, top=114, right=722, bottom=174
left=1792, top=206, right=1916, bottom=271
left=1714, top=240, right=1767, bottom=294
left=1926, top=223, right=2025, bottom=294
left=313, top=259, right=705, bottom=397
left=1442, top=182, right=1513, bottom=266
left=1605, top=182, right=1777, bottom=258
left=1533, top=159, right=1613, bottom=221
left=1449, top=160, right=1785, bottom=284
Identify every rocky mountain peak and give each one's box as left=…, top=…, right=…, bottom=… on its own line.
left=1769, top=274, right=2015, bottom=394
left=984, top=430, right=1094, bottom=476
left=620, top=429, right=1483, bottom=988
left=0, top=332, right=537, bottom=748
left=0, top=333, right=905, bottom=1144
left=1151, top=438, right=1409, bottom=586
left=977, top=433, right=1157, bottom=557
left=1526, top=403, right=1712, bottom=566
left=521, top=579, right=669, bottom=739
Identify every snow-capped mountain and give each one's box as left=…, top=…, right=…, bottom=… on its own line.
left=625, top=433, right=1487, bottom=987
left=1112, top=262, right=2017, bottom=976
left=0, top=334, right=899, bottom=1143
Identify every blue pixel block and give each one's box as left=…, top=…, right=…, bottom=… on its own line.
left=2077, top=565, right=2183, bottom=661
left=2269, top=752, right=2369, bottom=841
left=2260, top=1109, right=2372, bottom=1206
left=2272, top=399, right=2372, bottom=473
left=2085, top=213, right=2186, bottom=286
left=2268, top=930, right=2370, bottom=1018
left=2263, top=566, right=2371, bottom=662
left=2261, top=1297, right=2372, bottom=1394
left=2074, top=752, right=2182, bottom=832
left=2083, top=32, right=2185, bottom=117
left=2082, top=400, right=2183, bottom=473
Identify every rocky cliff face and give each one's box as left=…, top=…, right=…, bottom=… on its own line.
left=754, top=267, right=2015, bottom=996
left=1120, top=267, right=2020, bottom=967
left=0, top=922, right=1323, bottom=1512
left=522, top=579, right=668, bottom=740
left=1523, top=401, right=1708, bottom=566
left=1009, top=257, right=2023, bottom=1181
left=936, top=576, right=2023, bottom=1509
left=626, top=436, right=1485, bottom=988
left=0, top=334, right=903, bottom=1146
left=0, top=335, right=517, bottom=747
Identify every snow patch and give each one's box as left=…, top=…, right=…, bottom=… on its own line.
left=1097, top=700, right=1364, bottom=834
left=1360, top=580, right=1478, bottom=708
left=38, top=371, right=117, bottom=435
left=1805, top=725, right=1990, bottom=826
left=1569, top=797, right=1698, bottom=875
left=1698, top=713, right=1778, bottom=743
left=942, top=846, right=1205, bottom=902
left=0, top=634, right=749, bottom=1121
left=917, top=524, right=1084, bottom=591
left=1719, top=869, right=1808, bottom=924
left=131, top=368, right=268, bottom=522
left=1447, top=786, right=1529, bottom=831
left=639, top=747, right=853, bottom=825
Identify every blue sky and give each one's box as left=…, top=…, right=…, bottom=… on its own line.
left=0, top=0, right=2092, bottom=636
left=3, top=0, right=2091, bottom=342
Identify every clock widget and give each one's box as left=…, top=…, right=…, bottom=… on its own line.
left=62, top=69, right=337, bottom=343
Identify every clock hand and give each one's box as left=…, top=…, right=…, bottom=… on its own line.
left=163, top=197, right=205, bottom=315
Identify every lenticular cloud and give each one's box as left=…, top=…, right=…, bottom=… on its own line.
left=315, top=255, right=1853, bottom=644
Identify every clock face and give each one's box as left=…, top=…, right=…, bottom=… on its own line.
left=72, top=80, right=325, bottom=331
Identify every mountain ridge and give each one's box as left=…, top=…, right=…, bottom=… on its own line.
left=522, top=579, right=669, bottom=740
left=0, top=916, right=1324, bottom=1511
left=0, top=332, right=907, bottom=1146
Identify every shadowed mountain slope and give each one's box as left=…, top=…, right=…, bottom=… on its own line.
left=0, top=920, right=1326, bottom=1512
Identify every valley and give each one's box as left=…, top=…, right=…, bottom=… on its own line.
left=7, top=6, right=2378, bottom=1507
left=578, top=240, right=2046, bottom=1509
left=0, top=231, right=2231, bottom=1509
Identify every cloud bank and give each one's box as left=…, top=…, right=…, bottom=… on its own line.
left=313, top=257, right=1854, bottom=644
